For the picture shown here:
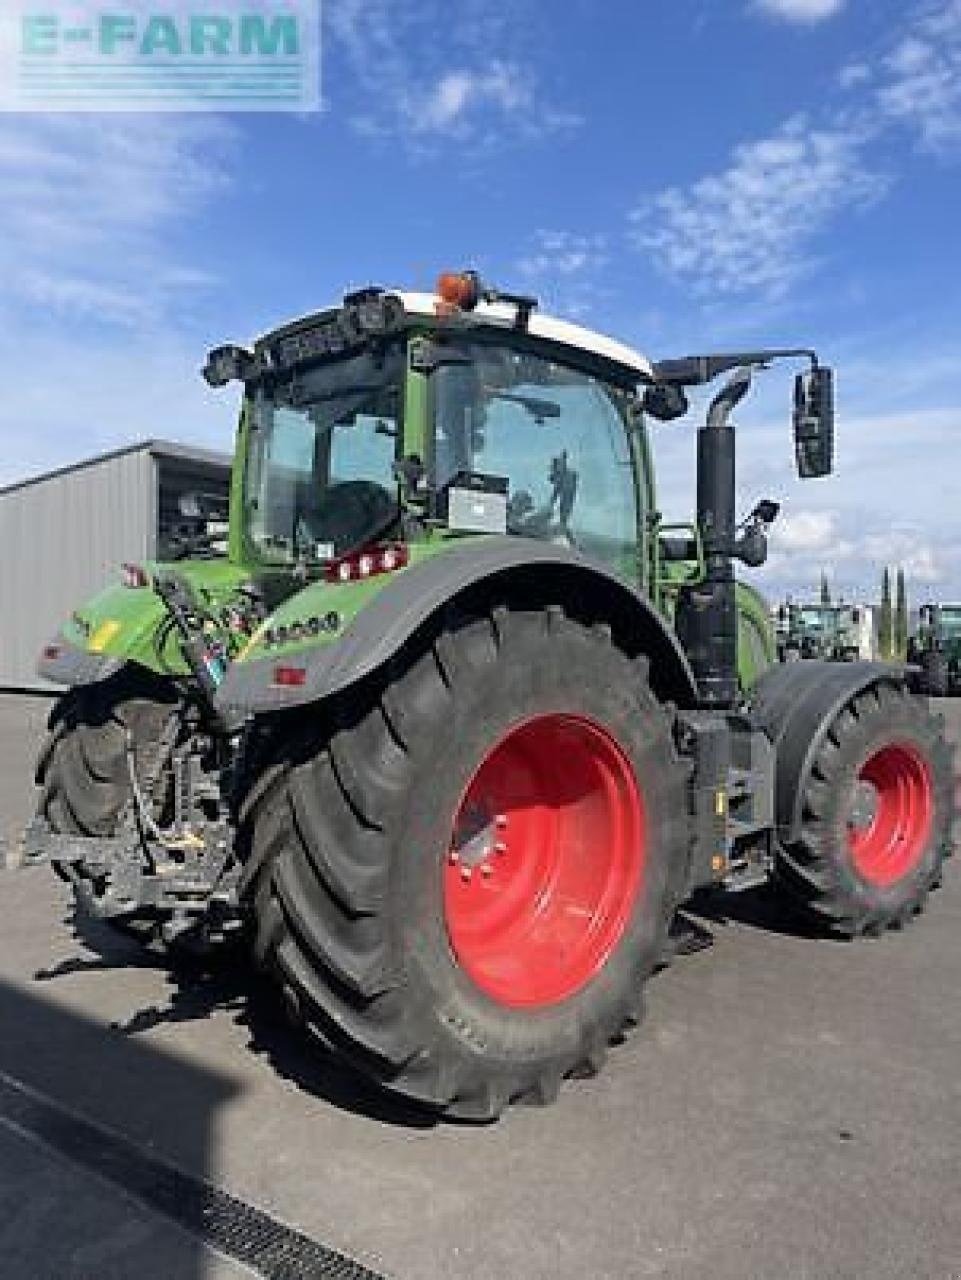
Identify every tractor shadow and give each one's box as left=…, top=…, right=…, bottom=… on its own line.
left=684, top=885, right=839, bottom=941
left=34, top=904, right=439, bottom=1130
left=31, top=888, right=840, bottom=1132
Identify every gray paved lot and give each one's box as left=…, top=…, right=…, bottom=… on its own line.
left=0, top=691, right=959, bottom=1280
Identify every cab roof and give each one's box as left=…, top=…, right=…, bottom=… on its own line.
left=256, top=288, right=653, bottom=383
left=393, top=291, right=653, bottom=381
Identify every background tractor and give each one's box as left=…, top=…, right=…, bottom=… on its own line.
left=776, top=601, right=870, bottom=661
left=910, top=604, right=961, bottom=696
left=15, top=272, right=954, bottom=1120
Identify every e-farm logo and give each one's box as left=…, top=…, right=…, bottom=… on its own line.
left=0, top=2, right=320, bottom=112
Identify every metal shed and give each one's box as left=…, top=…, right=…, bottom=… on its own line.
left=0, top=440, right=231, bottom=690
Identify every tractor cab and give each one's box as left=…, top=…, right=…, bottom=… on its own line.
left=210, top=277, right=656, bottom=588
left=205, top=274, right=812, bottom=694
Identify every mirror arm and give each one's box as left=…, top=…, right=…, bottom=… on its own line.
left=651, top=348, right=818, bottom=388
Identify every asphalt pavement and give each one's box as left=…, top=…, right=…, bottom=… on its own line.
left=0, top=691, right=958, bottom=1280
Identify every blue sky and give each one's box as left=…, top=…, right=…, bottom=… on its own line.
left=1, top=0, right=959, bottom=603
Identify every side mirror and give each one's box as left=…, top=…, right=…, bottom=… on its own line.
left=793, top=366, right=834, bottom=479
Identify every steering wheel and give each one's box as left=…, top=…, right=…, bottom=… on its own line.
left=305, top=481, right=396, bottom=553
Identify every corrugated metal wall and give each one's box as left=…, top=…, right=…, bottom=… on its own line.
left=0, top=449, right=155, bottom=689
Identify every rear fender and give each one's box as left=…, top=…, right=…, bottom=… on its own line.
left=216, top=537, right=698, bottom=716
left=749, top=659, right=911, bottom=844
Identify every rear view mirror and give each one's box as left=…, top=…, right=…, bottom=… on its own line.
left=793, top=366, right=834, bottom=479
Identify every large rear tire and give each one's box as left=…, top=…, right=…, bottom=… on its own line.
left=774, top=683, right=953, bottom=935
left=241, top=606, right=689, bottom=1120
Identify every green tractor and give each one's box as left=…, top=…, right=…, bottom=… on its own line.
left=776, top=601, right=866, bottom=662
left=17, top=273, right=954, bottom=1119
left=910, top=604, right=961, bottom=696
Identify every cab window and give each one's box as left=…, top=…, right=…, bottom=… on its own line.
left=434, top=344, right=639, bottom=577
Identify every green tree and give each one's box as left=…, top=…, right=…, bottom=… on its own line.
left=879, top=566, right=893, bottom=660
left=895, top=567, right=908, bottom=660
left=819, top=571, right=831, bottom=605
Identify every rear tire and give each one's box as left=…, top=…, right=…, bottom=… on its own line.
left=241, top=606, right=689, bottom=1120
left=774, top=683, right=953, bottom=935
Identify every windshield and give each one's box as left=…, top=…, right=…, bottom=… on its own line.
left=244, top=347, right=402, bottom=564
left=433, top=341, right=639, bottom=574
left=798, top=608, right=830, bottom=628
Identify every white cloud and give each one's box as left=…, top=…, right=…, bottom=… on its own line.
left=754, top=0, right=844, bottom=22
left=514, top=230, right=610, bottom=319
left=839, top=62, right=872, bottom=89
left=0, top=116, right=237, bottom=487
left=773, top=508, right=841, bottom=553
left=877, top=3, right=961, bottom=151
left=414, top=62, right=531, bottom=134
left=630, top=116, right=886, bottom=297
left=518, top=230, right=609, bottom=279
left=326, top=0, right=578, bottom=148
left=0, top=116, right=233, bottom=329
left=632, top=2, right=961, bottom=300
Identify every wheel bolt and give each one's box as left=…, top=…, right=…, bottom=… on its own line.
left=495, top=841, right=507, bottom=855
left=449, top=850, right=459, bottom=865
left=495, top=815, right=508, bottom=828
left=480, top=863, right=493, bottom=878
left=460, top=866, right=473, bottom=883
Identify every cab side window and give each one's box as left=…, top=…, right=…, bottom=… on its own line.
left=435, top=347, right=639, bottom=579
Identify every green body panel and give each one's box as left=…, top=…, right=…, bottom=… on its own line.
left=68, top=560, right=251, bottom=676
left=734, top=581, right=776, bottom=690
left=235, top=537, right=458, bottom=664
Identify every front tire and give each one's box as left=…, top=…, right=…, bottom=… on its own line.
left=36, top=669, right=178, bottom=916
left=242, top=606, right=689, bottom=1120
left=774, top=682, right=953, bottom=935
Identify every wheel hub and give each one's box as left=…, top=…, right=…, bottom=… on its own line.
left=443, top=714, right=645, bottom=1009
left=846, top=742, right=934, bottom=888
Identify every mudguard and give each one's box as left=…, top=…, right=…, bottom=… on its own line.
left=749, top=658, right=911, bottom=844
left=216, top=537, right=698, bottom=716
left=37, top=643, right=126, bottom=688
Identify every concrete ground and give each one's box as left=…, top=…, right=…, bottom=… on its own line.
left=0, top=691, right=959, bottom=1280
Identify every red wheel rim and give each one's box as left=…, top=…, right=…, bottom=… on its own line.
left=847, top=743, right=934, bottom=888
left=443, top=715, right=645, bottom=1009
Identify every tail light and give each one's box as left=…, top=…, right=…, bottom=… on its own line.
left=272, top=664, right=307, bottom=688
left=325, top=543, right=409, bottom=585
left=121, top=562, right=149, bottom=589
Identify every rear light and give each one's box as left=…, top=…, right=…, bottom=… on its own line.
left=272, top=665, right=307, bottom=688
left=121, top=562, right=149, bottom=589
left=325, top=543, right=409, bottom=584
